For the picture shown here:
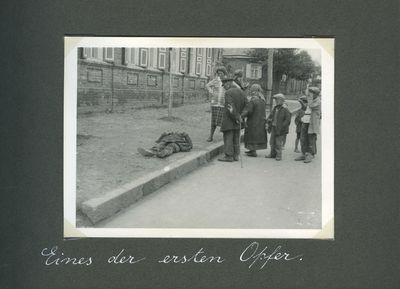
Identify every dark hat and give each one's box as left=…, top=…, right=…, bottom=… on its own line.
left=299, top=95, right=308, bottom=102
left=221, top=78, right=234, bottom=84
left=215, top=67, right=227, bottom=75
left=308, top=86, right=320, bottom=94
left=234, top=69, right=243, bottom=77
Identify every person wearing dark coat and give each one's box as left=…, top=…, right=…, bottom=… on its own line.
left=295, top=86, right=321, bottom=163
left=137, top=132, right=192, bottom=158
left=265, top=94, right=291, bottom=161
left=232, top=69, right=245, bottom=90
left=240, top=84, right=268, bottom=157
left=293, top=95, right=308, bottom=153
left=218, top=79, right=247, bottom=162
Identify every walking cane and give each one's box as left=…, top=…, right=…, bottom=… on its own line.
left=239, top=119, right=243, bottom=168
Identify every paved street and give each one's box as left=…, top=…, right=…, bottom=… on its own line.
left=98, top=120, right=321, bottom=229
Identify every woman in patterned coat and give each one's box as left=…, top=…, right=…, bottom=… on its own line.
left=205, top=67, right=227, bottom=142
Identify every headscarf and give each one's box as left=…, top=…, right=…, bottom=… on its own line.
left=249, top=84, right=266, bottom=102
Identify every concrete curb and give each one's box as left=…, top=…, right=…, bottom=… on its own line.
left=81, top=141, right=225, bottom=224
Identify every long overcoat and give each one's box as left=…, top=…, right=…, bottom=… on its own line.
left=220, top=87, right=247, bottom=132
left=241, top=96, right=268, bottom=149
left=308, top=96, right=321, bottom=134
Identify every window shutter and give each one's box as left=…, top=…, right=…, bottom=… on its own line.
left=97, top=48, right=103, bottom=60
left=104, top=48, right=114, bottom=61
left=246, top=64, right=252, bottom=78
left=124, top=48, right=129, bottom=64
left=160, top=53, right=165, bottom=69
left=140, top=48, right=148, bottom=67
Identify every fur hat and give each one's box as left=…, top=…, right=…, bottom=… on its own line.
left=234, top=69, right=243, bottom=77
left=299, top=95, right=308, bottom=103
left=221, top=78, right=234, bottom=84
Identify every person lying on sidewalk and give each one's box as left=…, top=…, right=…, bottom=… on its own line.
left=137, top=132, right=193, bottom=158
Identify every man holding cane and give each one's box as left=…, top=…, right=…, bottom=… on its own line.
left=218, top=78, right=247, bottom=162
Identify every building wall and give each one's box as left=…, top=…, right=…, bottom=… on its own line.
left=77, top=47, right=222, bottom=113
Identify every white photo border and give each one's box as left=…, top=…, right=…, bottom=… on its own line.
left=64, top=37, right=334, bottom=239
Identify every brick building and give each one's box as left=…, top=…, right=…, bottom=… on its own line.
left=77, top=47, right=223, bottom=113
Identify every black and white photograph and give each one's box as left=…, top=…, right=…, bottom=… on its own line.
left=64, top=37, right=334, bottom=238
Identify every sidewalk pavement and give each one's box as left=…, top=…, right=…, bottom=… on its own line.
left=77, top=101, right=301, bottom=226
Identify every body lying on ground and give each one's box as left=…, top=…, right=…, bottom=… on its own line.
left=137, top=132, right=193, bottom=158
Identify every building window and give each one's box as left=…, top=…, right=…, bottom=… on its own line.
left=87, top=68, right=102, bottom=83
left=104, top=48, right=114, bottom=61
left=158, top=49, right=166, bottom=69
left=206, top=64, right=212, bottom=76
left=195, top=61, right=202, bottom=75
left=195, top=48, right=204, bottom=75
left=196, top=54, right=202, bottom=75
left=140, top=48, right=148, bottom=67
left=251, top=64, right=262, bottom=79
left=180, top=49, right=187, bottom=73
left=82, top=48, right=103, bottom=61
left=206, top=57, right=211, bottom=76
left=149, top=48, right=158, bottom=68
left=127, top=72, right=139, bottom=85
left=147, top=75, right=157, bottom=86
left=180, top=58, right=187, bottom=73
left=124, top=48, right=139, bottom=66
left=206, top=50, right=212, bottom=76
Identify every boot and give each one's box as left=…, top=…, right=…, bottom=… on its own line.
left=207, top=127, right=216, bottom=142
left=304, top=153, right=313, bottom=163
left=294, top=139, right=300, bottom=152
left=137, top=147, right=155, bottom=157
left=295, top=154, right=306, bottom=161
left=246, top=150, right=257, bottom=157
left=218, top=155, right=233, bottom=162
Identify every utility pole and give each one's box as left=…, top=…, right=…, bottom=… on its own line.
left=168, top=48, right=173, bottom=118
left=266, top=48, right=274, bottom=111
left=110, top=60, right=114, bottom=113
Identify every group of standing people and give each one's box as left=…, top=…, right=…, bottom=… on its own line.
left=294, top=86, right=321, bottom=163
left=205, top=67, right=321, bottom=164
